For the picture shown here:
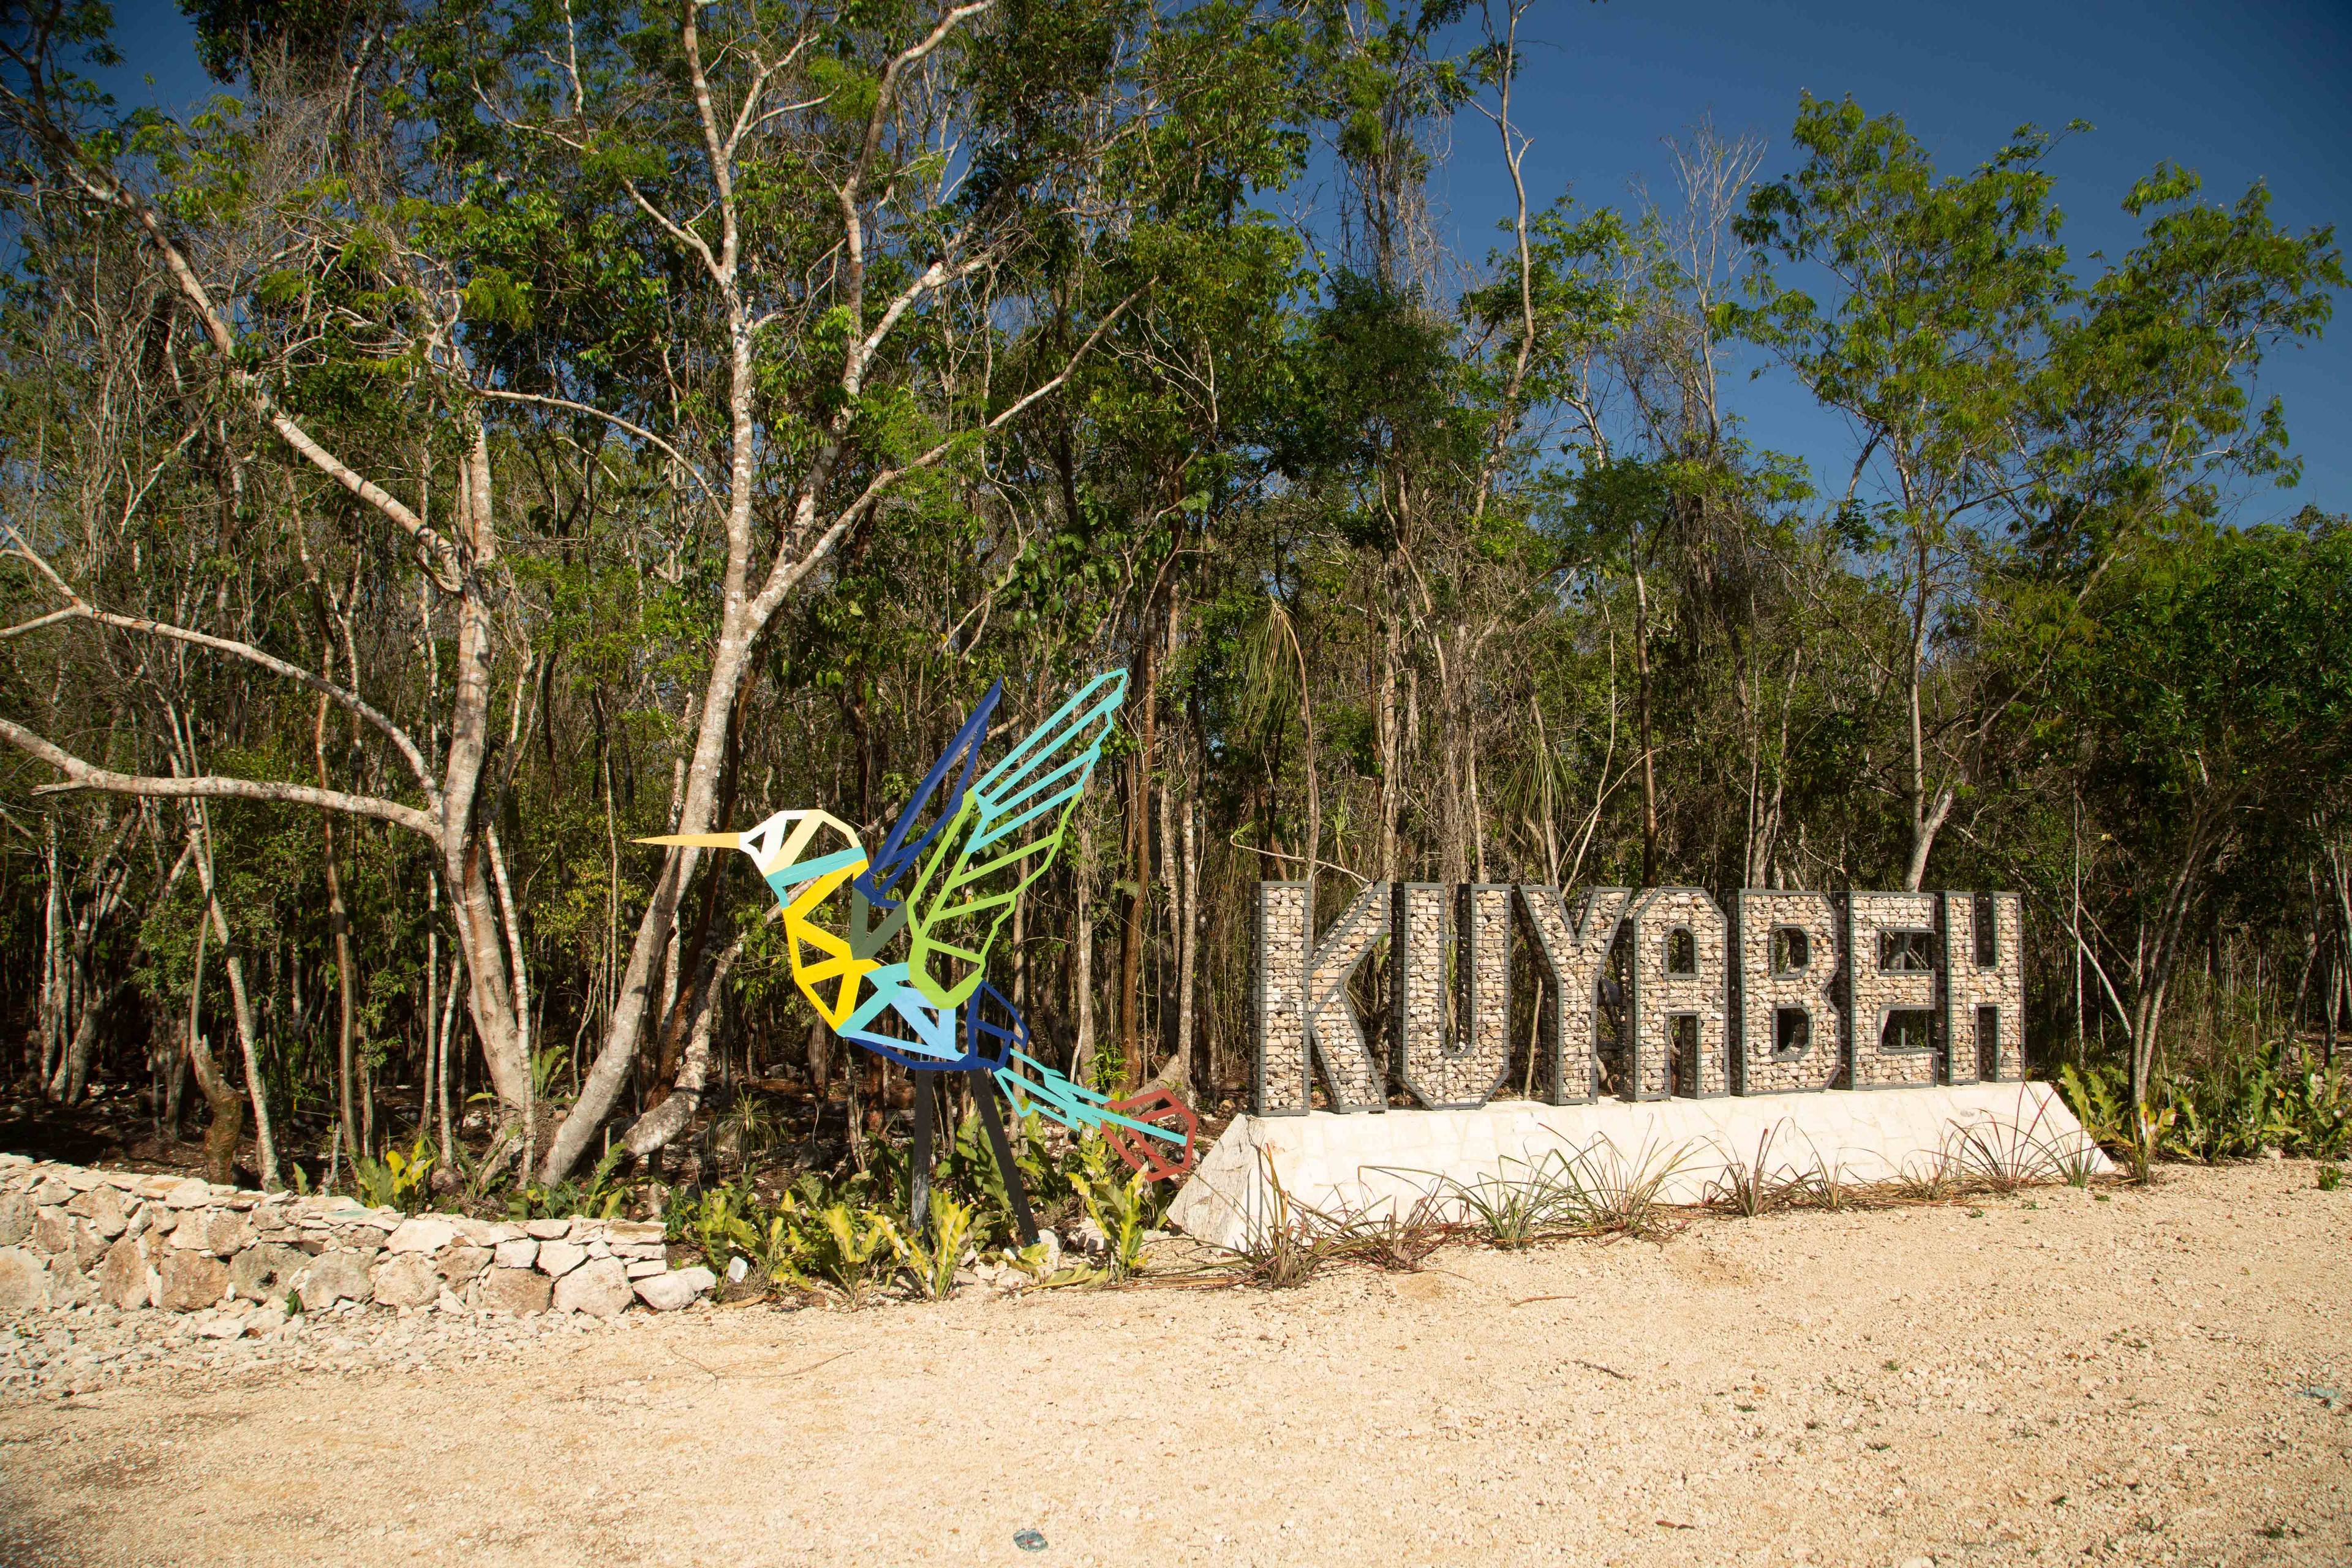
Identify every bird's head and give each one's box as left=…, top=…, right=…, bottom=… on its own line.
left=636, top=807, right=865, bottom=895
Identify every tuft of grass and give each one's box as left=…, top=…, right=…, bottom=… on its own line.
left=1437, top=1154, right=1581, bottom=1248
left=1221, top=1152, right=1344, bottom=1289
left=1555, top=1137, right=1695, bottom=1240
left=1317, top=1190, right=1450, bottom=1273
left=1704, top=1125, right=1796, bottom=1218
left=2318, top=1163, right=2343, bottom=1192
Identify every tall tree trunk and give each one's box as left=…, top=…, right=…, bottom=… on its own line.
left=37, top=817, right=61, bottom=1093
left=1379, top=597, right=1402, bottom=883
left=200, top=883, right=279, bottom=1189
left=1072, top=813, right=1097, bottom=1084
left=1633, top=562, right=1660, bottom=886
left=183, top=911, right=243, bottom=1186
left=1121, top=619, right=1157, bottom=1086
left=315, top=690, right=360, bottom=1159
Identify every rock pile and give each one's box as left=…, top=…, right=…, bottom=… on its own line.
left=0, top=1153, right=715, bottom=1322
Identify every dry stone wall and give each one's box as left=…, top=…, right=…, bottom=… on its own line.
left=0, top=1154, right=714, bottom=1323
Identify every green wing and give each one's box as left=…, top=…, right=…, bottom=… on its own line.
left=900, top=671, right=1128, bottom=1008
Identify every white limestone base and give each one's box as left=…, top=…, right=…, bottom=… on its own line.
left=1167, top=1082, right=2110, bottom=1252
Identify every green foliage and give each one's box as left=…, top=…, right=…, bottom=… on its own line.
left=505, top=1144, right=630, bottom=1221
left=2318, top=1165, right=2343, bottom=1193
left=1072, top=1159, right=1169, bottom=1280
left=777, top=1202, right=905, bottom=1308
left=899, top=1194, right=978, bottom=1301
left=350, top=1137, right=434, bottom=1213
left=2059, top=1061, right=2133, bottom=1150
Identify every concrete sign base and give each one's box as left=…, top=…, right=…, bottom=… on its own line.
left=1167, top=1082, right=2110, bottom=1253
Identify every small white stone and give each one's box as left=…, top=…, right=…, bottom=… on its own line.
left=631, top=1267, right=715, bottom=1312
left=492, top=1238, right=538, bottom=1270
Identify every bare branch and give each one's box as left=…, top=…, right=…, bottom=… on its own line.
left=0, top=716, right=442, bottom=840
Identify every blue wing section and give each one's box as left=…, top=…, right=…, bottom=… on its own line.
left=851, top=680, right=1002, bottom=911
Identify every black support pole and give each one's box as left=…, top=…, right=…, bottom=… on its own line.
left=972, top=1069, right=1039, bottom=1247
left=908, top=1073, right=935, bottom=1228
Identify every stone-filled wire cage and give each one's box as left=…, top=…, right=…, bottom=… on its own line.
left=1253, top=881, right=2029, bottom=1115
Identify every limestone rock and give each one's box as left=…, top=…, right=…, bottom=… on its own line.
left=97, top=1235, right=152, bottom=1309
left=372, top=1253, right=442, bottom=1309
left=624, top=1257, right=669, bottom=1280
left=72, top=1218, right=108, bottom=1270
left=170, top=1209, right=255, bottom=1256
left=632, top=1267, right=715, bottom=1312
left=478, top=1267, right=552, bottom=1315
left=45, top=1256, right=94, bottom=1306
left=535, top=1240, right=587, bottom=1278
left=0, top=1246, right=50, bottom=1311
left=228, top=1243, right=310, bottom=1303
left=0, top=1194, right=29, bottom=1247
left=551, top=1256, right=632, bottom=1317
left=86, top=1184, right=131, bottom=1238
left=492, top=1237, right=538, bottom=1270
left=523, top=1218, right=571, bottom=1240
left=159, top=1248, right=231, bottom=1311
left=435, top=1245, right=491, bottom=1285
left=31, top=1207, right=70, bottom=1254
left=164, top=1177, right=214, bottom=1208
left=605, top=1220, right=666, bottom=1245
left=383, top=1216, right=459, bottom=1255
left=29, top=1178, right=72, bottom=1206
left=300, top=1249, right=374, bottom=1310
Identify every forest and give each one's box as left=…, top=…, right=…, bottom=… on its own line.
left=1, top=0, right=2347, bottom=1218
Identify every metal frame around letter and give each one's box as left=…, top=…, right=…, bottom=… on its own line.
left=1624, top=886, right=1730, bottom=1101
left=1515, top=884, right=1632, bottom=1107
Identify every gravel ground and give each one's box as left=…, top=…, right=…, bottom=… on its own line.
left=2, top=1160, right=2346, bottom=1568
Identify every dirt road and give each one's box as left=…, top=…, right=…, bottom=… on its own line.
left=4, top=1161, right=2346, bottom=1567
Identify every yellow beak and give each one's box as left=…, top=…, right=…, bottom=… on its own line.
left=632, top=833, right=742, bottom=849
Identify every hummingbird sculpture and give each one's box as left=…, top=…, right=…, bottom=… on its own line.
left=639, top=672, right=1196, bottom=1234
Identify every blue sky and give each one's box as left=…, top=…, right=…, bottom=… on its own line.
left=97, top=0, right=2351, bottom=520
left=1380, top=0, right=2352, bottom=521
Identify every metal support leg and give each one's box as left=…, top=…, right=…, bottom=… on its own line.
left=973, top=1069, right=1039, bottom=1248
left=908, top=1074, right=935, bottom=1229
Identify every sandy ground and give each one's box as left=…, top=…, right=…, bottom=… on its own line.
left=4, top=1161, right=2347, bottom=1568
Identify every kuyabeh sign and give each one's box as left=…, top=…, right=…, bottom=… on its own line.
left=1164, top=879, right=2082, bottom=1251
left=1251, top=881, right=2025, bottom=1114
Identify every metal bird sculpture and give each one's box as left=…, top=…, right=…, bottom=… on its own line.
left=638, top=673, right=1196, bottom=1237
